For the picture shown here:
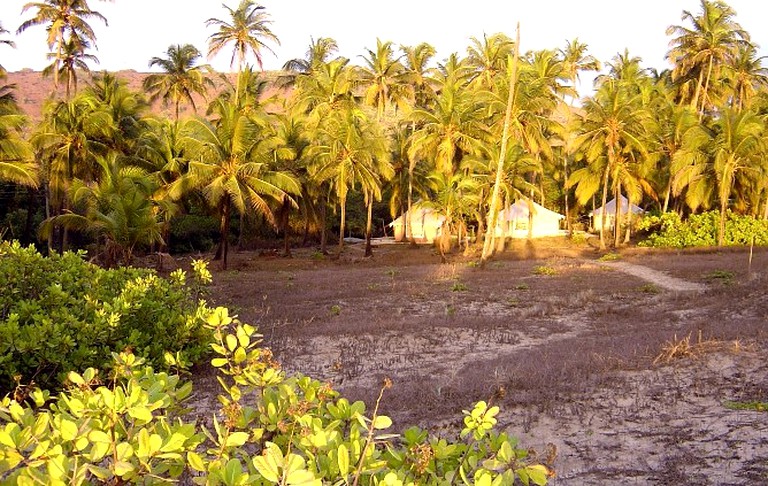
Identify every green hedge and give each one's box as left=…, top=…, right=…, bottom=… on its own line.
left=0, top=241, right=213, bottom=395
left=638, top=211, right=768, bottom=248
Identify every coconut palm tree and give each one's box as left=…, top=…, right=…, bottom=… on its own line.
left=666, top=0, right=750, bottom=117
left=723, top=43, right=768, bottom=111
left=42, top=33, right=98, bottom=99
left=40, top=152, right=163, bottom=265
left=571, top=77, right=651, bottom=249
left=466, top=32, right=514, bottom=91
left=558, top=38, right=601, bottom=103
left=17, top=0, right=107, bottom=93
left=285, top=36, right=338, bottom=73
left=171, top=98, right=299, bottom=269
left=0, top=22, right=15, bottom=75
left=309, top=105, right=390, bottom=255
left=408, top=71, right=490, bottom=176
left=206, top=0, right=279, bottom=71
left=400, top=42, right=437, bottom=111
left=358, top=38, right=409, bottom=122
left=0, top=112, right=37, bottom=188
left=709, top=106, right=764, bottom=245
left=143, top=44, right=213, bottom=120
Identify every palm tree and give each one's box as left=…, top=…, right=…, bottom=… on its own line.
left=400, top=42, right=436, bottom=111
left=309, top=106, right=390, bottom=255
left=724, top=43, right=768, bottom=111
left=282, top=36, right=339, bottom=76
left=143, top=44, right=213, bottom=120
left=666, top=0, right=750, bottom=117
left=206, top=0, right=279, bottom=71
left=0, top=112, right=38, bottom=187
left=466, top=32, right=514, bottom=91
left=408, top=72, right=489, bottom=176
left=42, top=33, right=98, bottom=99
left=0, top=22, right=15, bottom=75
left=709, top=107, right=764, bottom=245
left=358, top=38, right=409, bottom=122
left=17, top=0, right=107, bottom=93
left=40, top=152, right=163, bottom=265
left=171, top=99, right=299, bottom=269
left=571, top=77, right=651, bottom=249
left=558, top=38, right=601, bottom=103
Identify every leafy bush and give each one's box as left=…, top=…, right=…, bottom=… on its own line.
left=638, top=211, right=768, bottom=248
left=0, top=309, right=550, bottom=485
left=0, top=241, right=213, bottom=395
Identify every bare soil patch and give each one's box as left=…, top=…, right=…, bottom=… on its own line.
left=201, top=239, right=768, bottom=485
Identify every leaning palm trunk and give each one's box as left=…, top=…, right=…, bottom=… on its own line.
left=482, top=23, right=520, bottom=265
left=406, top=167, right=416, bottom=245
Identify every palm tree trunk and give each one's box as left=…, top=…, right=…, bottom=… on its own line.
left=281, top=198, right=291, bottom=257
left=613, top=186, right=622, bottom=248
left=364, top=195, right=374, bottom=257
left=599, top=166, right=610, bottom=251
left=407, top=166, right=416, bottom=245
left=482, top=23, right=520, bottom=265
left=718, top=197, right=727, bottom=247
left=338, top=196, right=346, bottom=256
left=320, top=200, right=328, bottom=254
left=216, top=198, right=232, bottom=269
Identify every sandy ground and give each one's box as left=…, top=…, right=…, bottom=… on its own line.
left=198, top=239, right=768, bottom=485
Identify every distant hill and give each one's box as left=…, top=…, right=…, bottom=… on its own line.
left=4, top=69, right=289, bottom=121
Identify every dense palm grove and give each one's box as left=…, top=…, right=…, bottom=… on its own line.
left=1, top=0, right=767, bottom=268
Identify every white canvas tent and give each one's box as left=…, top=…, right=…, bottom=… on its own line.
left=389, top=207, right=445, bottom=243
left=494, top=199, right=565, bottom=238
left=589, top=195, right=644, bottom=231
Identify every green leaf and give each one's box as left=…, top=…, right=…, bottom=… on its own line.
left=253, top=444, right=281, bottom=483
left=116, top=442, right=134, bottom=461
left=212, top=358, right=229, bottom=368
left=234, top=347, right=246, bottom=364
left=114, top=460, right=135, bottom=478
left=188, top=451, right=206, bottom=472
left=160, top=432, right=188, bottom=452
left=46, top=454, right=68, bottom=480
left=128, top=406, right=153, bottom=423
left=372, top=415, right=392, bottom=430
left=226, top=334, right=238, bottom=352
left=59, top=418, right=78, bottom=441
left=337, top=444, right=350, bottom=476
left=223, top=458, right=245, bottom=486
left=224, top=432, right=249, bottom=448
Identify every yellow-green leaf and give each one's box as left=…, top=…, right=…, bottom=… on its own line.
left=114, top=460, right=135, bottom=477
left=372, top=415, right=392, bottom=430
left=226, top=335, right=238, bottom=352
left=211, top=358, right=228, bottom=368
left=337, top=444, right=350, bottom=476
left=224, top=432, right=249, bottom=448
left=59, top=419, right=78, bottom=441
left=188, top=451, right=206, bottom=472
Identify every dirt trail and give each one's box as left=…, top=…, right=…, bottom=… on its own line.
left=596, top=260, right=707, bottom=292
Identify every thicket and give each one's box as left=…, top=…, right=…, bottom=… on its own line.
left=0, top=241, right=214, bottom=395
left=638, top=211, right=768, bottom=248
left=0, top=308, right=550, bottom=485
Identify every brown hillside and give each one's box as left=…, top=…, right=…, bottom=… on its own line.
left=5, top=69, right=289, bottom=121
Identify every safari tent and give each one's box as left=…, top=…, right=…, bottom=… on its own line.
left=389, top=207, right=445, bottom=243
left=589, top=195, right=644, bottom=231
left=494, top=199, right=565, bottom=239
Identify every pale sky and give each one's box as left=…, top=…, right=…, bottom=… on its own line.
left=1, top=0, right=767, bottom=93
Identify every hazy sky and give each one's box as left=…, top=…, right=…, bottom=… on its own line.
left=2, top=0, right=767, bottom=91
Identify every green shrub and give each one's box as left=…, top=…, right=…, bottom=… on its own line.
left=0, top=309, right=550, bottom=485
left=639, top=211, right=768, bottom=248
left=0, top=241, right=213, bottom=395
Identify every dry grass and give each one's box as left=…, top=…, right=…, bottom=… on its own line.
left=653, top=330, right=751, bottom=365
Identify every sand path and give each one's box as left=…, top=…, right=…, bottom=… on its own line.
left=596, top=260, right=707, bottom=292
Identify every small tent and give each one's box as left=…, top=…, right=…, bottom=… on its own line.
left=389, top=207, right=445, bottom=243
left=589, top=195, right=644, bottom=231
left=495, top=199, right=565, bottom=239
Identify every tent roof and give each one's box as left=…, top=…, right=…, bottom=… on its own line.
left=500, top=199, right=564, bottom=221
left=389, top=207, right=445, bottom=227
left=589, top=196, right=644, bottom=216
